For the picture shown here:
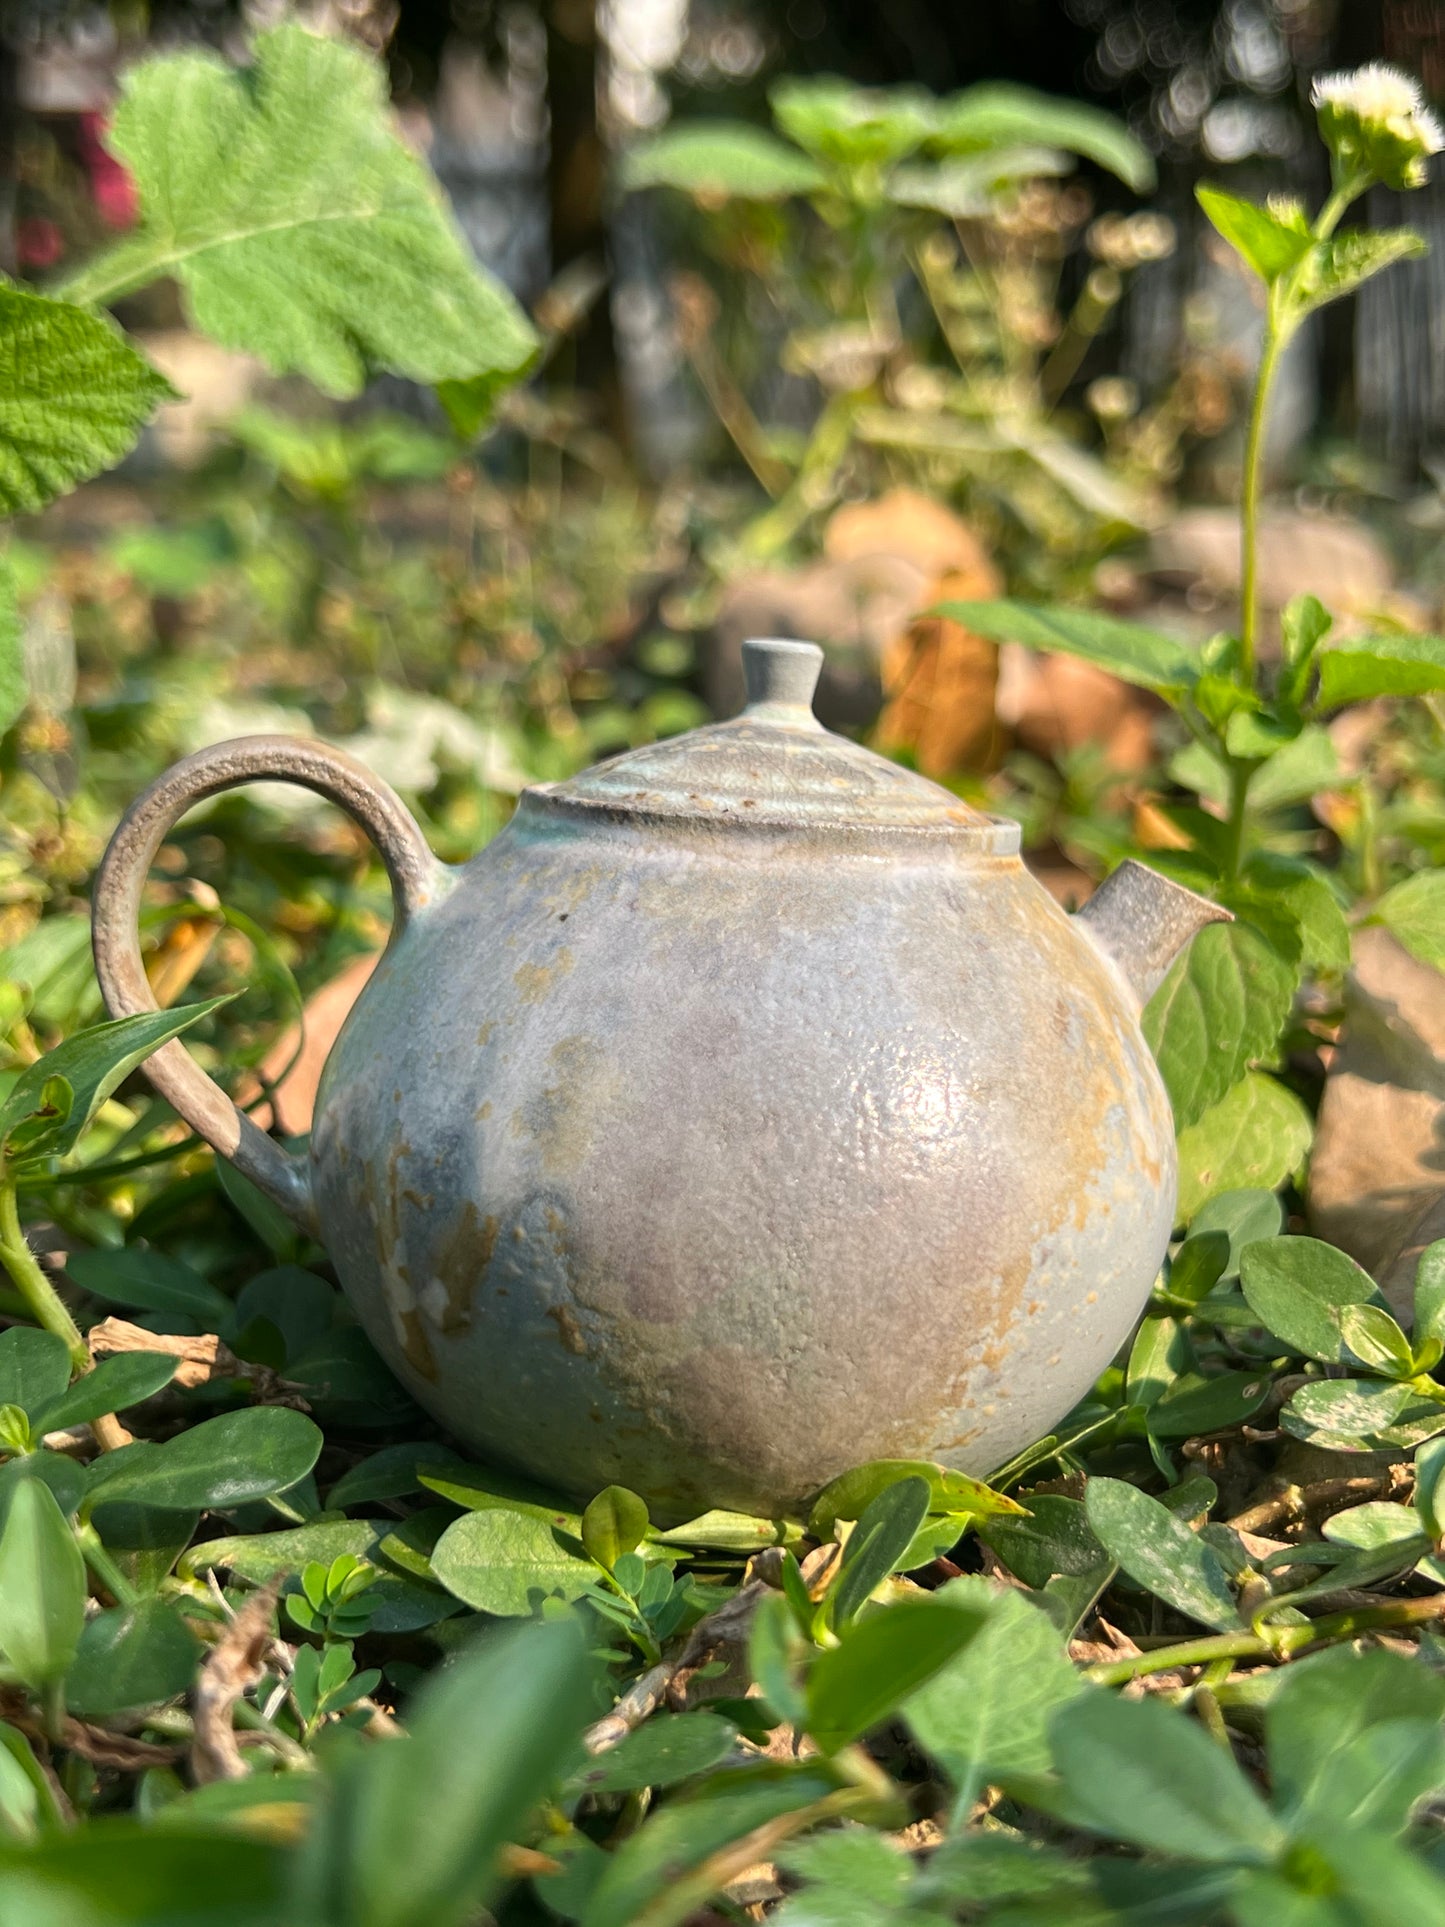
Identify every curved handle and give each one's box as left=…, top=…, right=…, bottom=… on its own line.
left=91, top=736, right=450, bottom=1241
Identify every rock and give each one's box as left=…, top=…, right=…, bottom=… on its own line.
left=1149, top=508, right=1393, bottom=631
left=824, top=488, right=995, bottom=579
left=1307, top=927, right=1445, bottom=1316
left=996, top=646, right=1161, bottom=772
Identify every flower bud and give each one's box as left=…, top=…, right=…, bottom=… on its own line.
left=1312, top=62, right=1443, bottom=191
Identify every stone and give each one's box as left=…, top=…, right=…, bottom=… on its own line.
left=1149, top=508, right=1393, bottom=631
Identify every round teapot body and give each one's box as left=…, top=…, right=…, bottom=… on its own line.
left=310, top=807, right=1175, bottom=1521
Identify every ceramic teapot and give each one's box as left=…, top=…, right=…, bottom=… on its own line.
left=93, top=639, right=1225, bottom=1521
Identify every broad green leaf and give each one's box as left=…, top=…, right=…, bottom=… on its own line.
left=0, top=1719, right=63, bottom=1841
left=65, top=1599, right=200, bottom=1716
left=1237, top=1834, right=1445, bottom=1927
left=1414, top=1433, right=1445, bottom=1544
left=230, top=1265, right=335, bottom=1359
left=1197, top=185, right=1313, bottom=282
left=293, top=1616, right=592, bottom=1927
left=1048, top=1691, right=1282, bottom=1862
left=85, top=1405, right=322, bottom=1512
left=620, top=124, right=825, bottom=200
left=651, top=1508, right=800, bottom=1552
left=1149, top=1368, right=1272, bottom=1440
left=776, top=1829, right=917, bottom=1916
left=1322, top=1501, right=1426, bottom=1558
left=934, top=599, right=1197, bottom=696
left=417, top=1464, right=580, bottom=1533
left=326, top=1444, right=470, bottom=1512
left=0, top=1328, right=71, bottom=1419
left=1084, top=1477, right=1238, bottom=1630
left=572, top=1713, right=739, bottom=1795
left=0, top=1449, right=87, bottom=1528
left=1233, top=857, right=1351, bottom=974
left=1125, top=1313, right=1188, bottom=1410
left=0, top=283, right=173, bottom=517
left=1174, top=1073, right=1312, bottom=1221
left=1268, top=1646, right=1445, bottom=1834
left=61, top=25, right=537, bottom=400
left=807, top=1460, right=1021, bottom=1540
left=0, top=1472, right=86, bottom=1687
left=1315, top=631, right=1445, bottom=710
left=0, top=557, right=23, bottom=736
left=582, top=1763, right=848, bottom=1927
left=888, top=147, right=1072, bottom=219
left=1291, top=226, right=1428, bottom=320
left=64, top=1245, right=232, bottom=1327
left=1240, top=1236, right=1379, bottom=1364
left=749, top=1589, right=808, bottom=1725
left=181, top=1517, right=379, bottom=1583
left=904, top=1579, right=1085, bottom=1793
left=1246, top=725, right=1340, bottom=810
left=283, top=1326, right=419, bottom=1430
left=90, top=1502, right=198, bottom=1598
left=1372, top=870, right=1445, bottom=974
left=934, top=83, right=1154, bottom=191
left=1165, top=1232, right=1231, bottom=1306
left=771, top=77, right=936, bottom=168
left=828, top=1476, right=931, bottom=1627
left=1282, top=1378, right=1445, bottom=1451
left=581, top=1485, right=650, bottom=1573
left=806, top=1595, right=988, bottom=1754
left=0, top=998, right=232, bottom=1166
left=429, top=1505, right=594, bottom=1616
left=1337, top=1303, right=1415, bottom=1379
left=1414, top=1241, right=1445, bottom=1347
left=1187, top=1188, right=1285, bottom=1270
left=0, top=1826, right=285, bottom=1925
left=1143, top=923, right=1298, bottom=1130
left=978, top=1494, right=1111, bottom=1588
left=29, top=1353, right=177, bottom=1434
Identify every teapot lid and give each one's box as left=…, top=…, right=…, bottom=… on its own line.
left=524, top=639, right=1019, bottom=849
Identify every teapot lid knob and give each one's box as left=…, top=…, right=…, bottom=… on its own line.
left=742, top=638, right=824, bottom=724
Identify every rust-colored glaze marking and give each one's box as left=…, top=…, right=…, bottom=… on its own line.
left=512, top=948, right=574, bottom=1005
left=545, top=1303, right=589, bottom=1355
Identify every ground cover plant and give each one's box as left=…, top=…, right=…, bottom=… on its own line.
left=1, top=29, right=1445, bottom=1927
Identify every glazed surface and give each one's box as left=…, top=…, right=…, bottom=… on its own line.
left=311, top=814, right=1176, bottom=1520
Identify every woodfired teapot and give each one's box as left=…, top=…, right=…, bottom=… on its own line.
left=93, top=639, right=1225, bottom=1520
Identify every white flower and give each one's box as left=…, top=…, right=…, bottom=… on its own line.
left=1311, top=62, right=1443, bottom=189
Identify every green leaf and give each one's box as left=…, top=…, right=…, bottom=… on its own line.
left=1337, top=1303, right=1416, bottom=1379
left=1149, top=1368, right=1272, bottom=1440
left=1282, top=1378, right=1445, bottom=1451
left=1143, top=923, right=1298, bottom=1130
left=1047, top=1691, right=1282, bottom=1862
left=619, top=123, right=825, bottom=200
left=1414, top=1241, right=1445, bottom=1348
left=934, top=83, right=1155, bottom=191
left=748, top=1588, right=808, bottom=1724
left=573, top=1713, right=739, bottom=1795
left=0, top=1471, right=86, bottom=1687
left=295, top=1617, right=592, bottom=1927
left=65, top=1598, right=200, bottom=1716
left=0, top=1328, right=71, bottom=1419
left=581, top=1485, right=650, bottom=1573
left=1414, top=1434, right=1445, bottom=1544
left=807, top=1460, right=1021, bottom=1540
left=0, top=999, right=232, bottom=1166
left=417, top=1465, right=581, bottom=1534
left=1240, top=1236, right=1380, bottom=1364
left=651, top=1508, right=800, bottom=1552
left=1268, top=1646, right=1445, bottom=1834
left=828, top=1476, right=931, bottom=1628
left=326, top=1444, right=469, bottom=1512
left=806, top=1595, right=988, bottom=1754
left=904, top=1579, right=1086, bottom=1792
left=1125, top=1313, right=1188, bottom=1410
left=934, top=600, right=1197, bottom=696
left=0, top=1449, right=87, bottom=1529
left=1290, top=226, right=1428, bottom=321
left=429, top=1505, right=595, bottom=1616
left=86, top=1405, right=322, bottom=1512
left=0, top=556, right=24, bottom=737
left=1083, top=1477, right=1238, bottom=1631
left=1197, top=185, right=1313, bottom=282
left=0, top=283, right=173, bottom=517
left=1234, top=857, right=1351, bottom=975
left=771, top=77, right=936, bottom=168
left=61, top=25, right=537, bottom=401
left=1323, top=1500, right=1426, bottom=1559
left=0, top=1826, right=284, bottom=1926
left=1372, top=870, right=1445, bottom=974
left=29, top=1353, right=177, bottom=1434
left=1165, top=1232, right=1231, bottom=1306
left=1187, top=1188, right=1285, bottom=1270
left=888, top=148, right=1073, bottom=219
left=64, top=1245, right=233, bottom=1327
left=1174, top=1073, right=1313, bottom=1221
left=1314, top=631, right=1445, bottom=710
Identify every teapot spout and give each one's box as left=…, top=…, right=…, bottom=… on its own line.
left=1075, top=859, right=1231, bottom=1005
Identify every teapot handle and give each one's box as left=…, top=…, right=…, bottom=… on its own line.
left=92, top=736, right=450, bottom=1240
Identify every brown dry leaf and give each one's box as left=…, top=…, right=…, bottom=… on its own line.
left=876, top=564, right=1003, bottom=778
left=192, top=1584, right=279, bottom=1784
left=88, top=1317, right=308, bottom=1408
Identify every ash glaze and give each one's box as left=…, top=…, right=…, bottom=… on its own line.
left=93, top=638, right=1224, bottom=1521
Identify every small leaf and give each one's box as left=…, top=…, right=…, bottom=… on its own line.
left=934, top=82, right=1154, bottom=190
left=620, top=123, right=825, bottom=200
left=85, top=1406, right=322, bottom=1512
left=429, top=1506, right=595, bottom=1617
left=1196, top=185, right=1313, bottom=282
left=1186, top=1189, right=1285, bottom=1273
left=1267, top=1646, right=1445, bottom=1834
left=807, top=1460, right=1021, bottom=1540
left=572, top=1713, right=738, bottom=1795
left=1372, top=870, right=1445, bottom=975
left=0, top=1328, right=71, bottom=1419
left=0, top=1472, right=86, bottom=1687
left=1314, top=631, right=1445, bottom=710
left=1165, top=1232, right=1231, bottom=1306
left=651, top=1508, right=799, bottom=1552
left=1240, top=1236, right=1380, bottom=1364
left=934, top=600, right=1197, bottom=696
left=1322, top=1501, right=1427, bottom=1558
left=1174, top=1074, right=1312, bottom=1221
left=1337, top=1302, right=1416, bottom=1379
left=0, top=557, right=25, bottom=735
left=748, top=1590, right=808, bottom=1725
left=0, top=283, right=174, bottom=516
left=1125, top=1313, right=1188, bottom=1411
left=1143, top=923, right=1299, bottom=1130
left=1048, top=1691, right=1282, bottom=1863
left=1084, top=1477, right=1238, bottom=1631
left=1415, top=1434, right=1445, bottom=1545
left=64, top=1245, right=232, bottom=1327
left=771, top=76, right=936, bottom=168
left=1414, top=1242, right=1445, bottom=1348
left=65, top=1598, right=200, bottom=1716
left=828, top=1475, right=931, bottom=1628
left=1148, top=1369, right=1272, bottom=1440
left=30, top=1353, right=177, bottom=1435
left=1291, top=226, right=1428, bottom=319
left=1282, top=1378, right=1445, bottom=1451
left=581, top=1486, right=650, bottom=1573
left=806, top=1595, right=987, bottom=1754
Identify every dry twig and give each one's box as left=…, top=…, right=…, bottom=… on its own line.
left=191, top=1584, right=279, bottom=1784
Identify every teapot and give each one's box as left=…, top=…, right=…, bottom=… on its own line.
left=92, top=639, right=1224, bottom=1521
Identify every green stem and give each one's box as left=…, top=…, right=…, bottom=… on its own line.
left=41, top=1678, right=66, bottom=1746
left=1238, top=315, right=1282, bottom=690
left=75, top=1523, right=141, bottom=1609
left=1086, top=1592, right=1445, bottom=1687
left=0, top=1175, right=87, bottom=1368
left=1223, top=761, right=1254, bottom=881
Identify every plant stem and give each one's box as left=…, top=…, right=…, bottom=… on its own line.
left=75, top=1523, right=141, bottom=1609
left=1086, top=1592, right=1445, bottom=1686
left=0, top=1175, right=87, bottom=1368
left=1237, top=310, right=1282, bottom=691
left=1223, top=761, right=1254, bottom=881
